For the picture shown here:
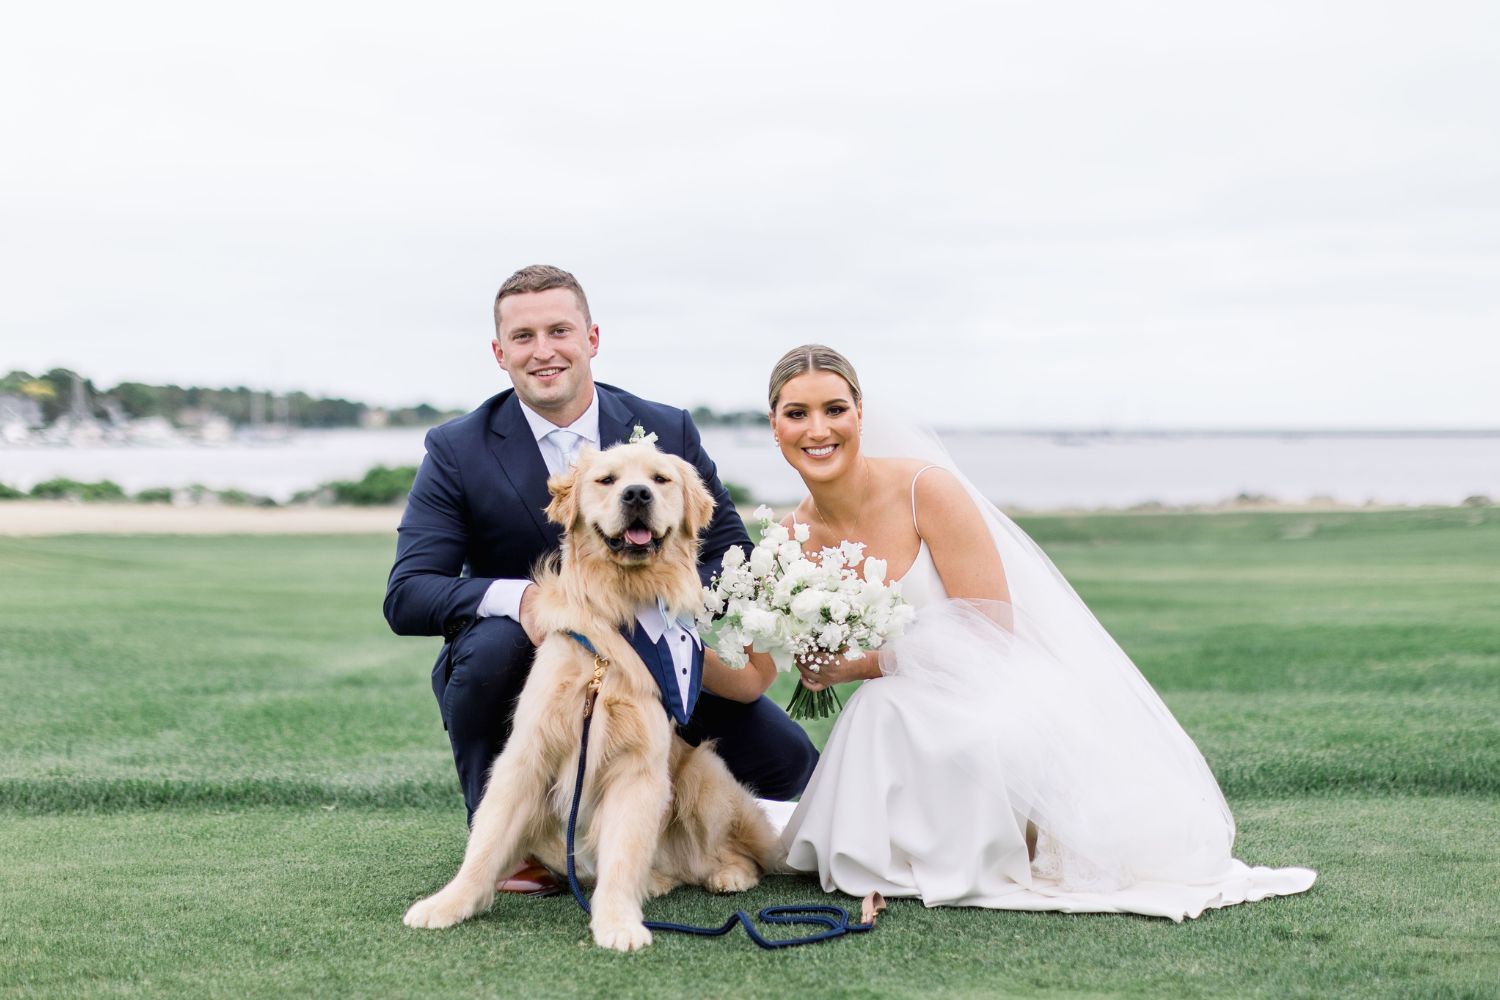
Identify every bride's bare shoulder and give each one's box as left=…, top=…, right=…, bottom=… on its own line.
left=867, top=456, right=957, bottom=493
left=868, top=456, right=935, bottom=482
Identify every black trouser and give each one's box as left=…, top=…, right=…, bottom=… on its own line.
left=433, top=615, right=819, bottom=824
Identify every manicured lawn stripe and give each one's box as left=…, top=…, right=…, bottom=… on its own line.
left=2, top=509, right=1496, bottom=997
left=2, top=798, right=1495, bottom=999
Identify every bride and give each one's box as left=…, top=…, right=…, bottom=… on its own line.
left=763, top=344, right=1315, bottom=920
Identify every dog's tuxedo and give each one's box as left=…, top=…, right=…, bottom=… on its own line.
left=383, top=382, right=816, bottom=819
left=622, top=616, right=704, bottom=727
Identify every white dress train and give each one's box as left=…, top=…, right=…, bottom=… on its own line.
left=772, top=468, right=1316, bottom=921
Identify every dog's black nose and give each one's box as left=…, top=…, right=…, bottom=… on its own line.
left=621, top=484, right=653, bottom=508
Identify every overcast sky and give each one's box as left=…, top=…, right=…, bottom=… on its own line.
left=3, top=1, right=1497, bottom=428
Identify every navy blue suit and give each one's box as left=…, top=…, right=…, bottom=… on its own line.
left=384, top=382, right=816, bottom=820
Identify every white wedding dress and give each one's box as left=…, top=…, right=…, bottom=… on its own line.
left=768, top=451, right=1316, bottom=921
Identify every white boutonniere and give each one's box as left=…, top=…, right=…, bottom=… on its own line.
left=628, top=424, right=658, bottom=445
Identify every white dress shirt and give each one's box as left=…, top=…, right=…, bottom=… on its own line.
left=477, top=393, right=601, bottom=622
left=635, top=598, right=703, bottom=717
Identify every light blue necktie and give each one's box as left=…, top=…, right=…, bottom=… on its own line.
left=547, top=428, right=583, bottom=475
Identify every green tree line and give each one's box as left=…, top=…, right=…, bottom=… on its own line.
left=0, top=369, right=455, bottom=429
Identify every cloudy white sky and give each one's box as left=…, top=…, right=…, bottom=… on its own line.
left=3, top=1, right=1497, bottom=428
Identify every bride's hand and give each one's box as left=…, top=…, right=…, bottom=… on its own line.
left=796, top=649, right=880, bottom=690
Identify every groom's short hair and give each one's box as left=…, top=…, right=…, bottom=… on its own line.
left=494, top=265, right=592, bottom=329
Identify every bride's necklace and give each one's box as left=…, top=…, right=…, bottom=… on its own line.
left=811, top=461, right=871, bottom=540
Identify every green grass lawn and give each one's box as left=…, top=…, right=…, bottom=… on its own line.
left=2, top=508, right=1497, bottom=998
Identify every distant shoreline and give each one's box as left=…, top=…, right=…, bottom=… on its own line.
left=2, top=497, right=1486, bottom=537
left=931, top=427, right=1500, bottom=439
left=5, top=426, right=1500, bottom=449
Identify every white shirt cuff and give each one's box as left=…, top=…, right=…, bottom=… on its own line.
left=478, top=578, right=532, bottom=621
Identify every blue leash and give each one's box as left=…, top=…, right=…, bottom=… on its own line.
left=562, top=631, right=875, bottom=950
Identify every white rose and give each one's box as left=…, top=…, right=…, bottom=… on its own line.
left=778, top=540, right=802, bottom=565
left=853, top=581, right=884, bottom=608
left=721, top=545, right=746, bottom=569
left=749, top=545, right=776, bottom=577
left=741, top=607, right=779, bottom=637
left=817, top=622, right=847, bottom=650
left=783, top=558, right=818, bottom=583
left=790, top=589, right=825, bottom=623
left=826, top=597, right=850, bottom=622
left=769, top=579, right=795, bottom=609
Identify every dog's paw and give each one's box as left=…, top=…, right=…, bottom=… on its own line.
left=705, top=859, right=760, bottom=894
left=592, top=919, right=652, bottom=952
left=403, top=890, right=481, bottom=930
left=646, top=871, right=679, bottom=898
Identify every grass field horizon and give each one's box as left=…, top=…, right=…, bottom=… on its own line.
left=3, top=508, right=1497, bottom=998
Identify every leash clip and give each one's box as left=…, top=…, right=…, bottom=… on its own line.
left=583, top=653, right=610, bottom=719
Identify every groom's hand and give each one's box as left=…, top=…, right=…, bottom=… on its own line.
left=518, top=584, right=545, bottom=646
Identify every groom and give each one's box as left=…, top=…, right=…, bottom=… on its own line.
left=383, top=264, right=815, bottom=891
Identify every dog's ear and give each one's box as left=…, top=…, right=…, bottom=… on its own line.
left=545, top=464, right=581, bottom=528
left=675, top=456, right=716, bottom=536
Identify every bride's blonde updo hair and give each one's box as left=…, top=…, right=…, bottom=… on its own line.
left=768, top=344, right=863, bottom=411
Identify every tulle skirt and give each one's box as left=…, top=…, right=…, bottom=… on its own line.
left=773, top=599, right=1316, bottom=920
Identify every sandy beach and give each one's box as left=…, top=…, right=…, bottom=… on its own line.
left=0, top=501, right=404, bottom=536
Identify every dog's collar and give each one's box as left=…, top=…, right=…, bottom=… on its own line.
left=566, top=631, right=598, bottom=655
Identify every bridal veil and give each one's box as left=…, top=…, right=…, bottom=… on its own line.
left=837, top=393, right=1309, bottom=903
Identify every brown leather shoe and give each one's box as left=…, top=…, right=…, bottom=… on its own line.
left=495, top=857, right=562, bottom=897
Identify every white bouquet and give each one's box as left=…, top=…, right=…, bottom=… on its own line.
left=699, top=505, right=916, bottom=719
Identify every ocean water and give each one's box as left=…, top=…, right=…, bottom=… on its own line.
left=2, top=428, right=1495, bottom=509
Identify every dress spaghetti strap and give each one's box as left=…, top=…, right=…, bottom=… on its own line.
left=910, top=465, right=940, bottom=533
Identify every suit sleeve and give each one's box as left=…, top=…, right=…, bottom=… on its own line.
left=680, top=409, right=753, bottom=589
left=382, top=427, right=496, bottom=637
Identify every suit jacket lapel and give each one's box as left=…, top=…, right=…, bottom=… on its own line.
left=486, top=393, right=557, bottom=544
left=596, top=385, right=636, bottom=449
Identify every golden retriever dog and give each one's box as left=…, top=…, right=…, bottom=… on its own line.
left=402, top=440, right=782, bottom=951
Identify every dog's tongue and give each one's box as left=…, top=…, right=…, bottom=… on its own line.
left=624, top=527, right=653, bottom=546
